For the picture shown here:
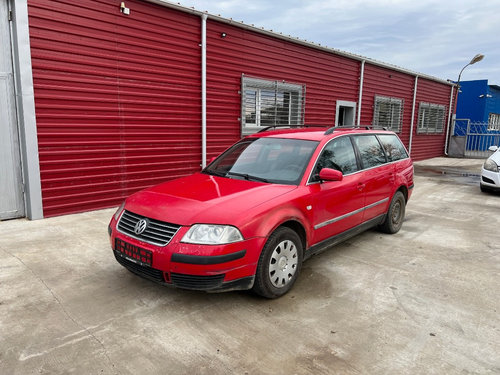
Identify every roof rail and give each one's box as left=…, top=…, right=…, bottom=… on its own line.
left=257, top=124, right=317, bottom=133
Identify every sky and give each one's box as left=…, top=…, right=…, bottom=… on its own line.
left=177, top=0, right=500, bottom=85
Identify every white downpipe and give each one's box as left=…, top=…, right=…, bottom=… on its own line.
left=444, top=86, right=455, bottom=155
left=356, top=60, right=365, bottom=127
left=201, top=14, right=207, bottom=168
left=408, top=76, right=418, bottom=156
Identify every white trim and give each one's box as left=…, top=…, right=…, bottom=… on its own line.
left=314, top=197, right=389, bottom=229
left=201, top=14, right=207, bottom=168
left=444, top=86, right=455, bottom=155
left=335, top=100, right=357, bottom=127
left=357, top=60, right=365, bottom=127
left=408, top=76, right=418, bottom=155
left=10, top=0, right=43, bottom=219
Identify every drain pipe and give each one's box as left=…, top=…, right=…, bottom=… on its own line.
left=444, top=85, right=455, bottom=155
left=201, top=14, right=207, bottom=168
left=356, top=60, right=365, bottom=127
left=408, top=76, right=418, bottom=156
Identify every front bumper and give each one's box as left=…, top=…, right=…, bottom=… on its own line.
left=481, top=168, right=500, bottom=192
left=108, top=218, right=265, bottom=292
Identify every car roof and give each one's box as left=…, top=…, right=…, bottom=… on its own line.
left=247, top=126, right=396, bottom=142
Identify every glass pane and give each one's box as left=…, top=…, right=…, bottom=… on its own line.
left=312, top=136, right=359, bottom=179
left=378, top=134, right=408, bottom=162
left=354, top=135, right=387, bottom=168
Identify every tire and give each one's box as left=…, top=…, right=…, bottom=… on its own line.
left=379, top=191, right=406, bottom=234
left=480, top=184, right=488, bottom=193
left=253, top=227, right=303, bottom=299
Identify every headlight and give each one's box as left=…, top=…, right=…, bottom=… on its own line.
left=483, top=159, right=499, bottom=172
left=114, top=201, right=126, bottom=220
left=181, top=224, right=243, bottom=244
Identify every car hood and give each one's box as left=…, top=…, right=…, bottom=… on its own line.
left=125, top=173, right=297, bottom=226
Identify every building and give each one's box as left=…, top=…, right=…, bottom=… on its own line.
left=2, top=0, right=455, bottom=220
left=456, top=79, right=500, bottom=127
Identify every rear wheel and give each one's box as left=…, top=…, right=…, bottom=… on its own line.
left=253, top=227, right=303, bottom=298
left=379, top=191, right=406, bottom=234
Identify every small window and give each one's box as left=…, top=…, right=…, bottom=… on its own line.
left=488, top=113, right=500, bottom=131
left=417, top=102, right=446, bottom=134
left=241, top=76, right=304, bottom=135
left=377, top=134, right=408, bottom=162
left=373, top=96, right=403, bottom=132
left=311, top=137, right=358, bottom=181
left=353, top=135, right=386, bottom=169
left=336, top=101, right=357, bottom=126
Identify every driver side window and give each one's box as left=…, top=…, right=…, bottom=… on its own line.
left=311, top=137, right=359, bottom=181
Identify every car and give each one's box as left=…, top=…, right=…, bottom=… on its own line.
left=108, top=126, right=414, bottom=298
left=480, top=145, right=500, bottom=193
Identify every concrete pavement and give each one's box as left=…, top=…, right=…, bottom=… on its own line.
left=1, top=157, right=499, bottom=374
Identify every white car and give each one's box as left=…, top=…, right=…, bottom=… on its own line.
left=481, top=146, right=500, bottom=193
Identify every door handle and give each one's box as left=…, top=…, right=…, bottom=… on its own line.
left=357, top=183, right=365, bottom=191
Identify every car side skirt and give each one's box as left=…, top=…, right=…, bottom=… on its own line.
left=305, top=214, right=386, bottom=260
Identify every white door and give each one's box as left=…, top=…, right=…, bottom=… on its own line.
left=0, top=0, right=24, bottom=219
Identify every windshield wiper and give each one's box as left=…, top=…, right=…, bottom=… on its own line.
left=203, top=169, right=226, bottom=177
left=226, top=171, right=268, bottom=183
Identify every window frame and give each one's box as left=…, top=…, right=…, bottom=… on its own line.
left=241, top=76, right=304, bottom=136
left=417, top=102, right=446, bottom=134
left=372, top=95, right=403, bottom=133
left=488, top=113, right=500, bottom=131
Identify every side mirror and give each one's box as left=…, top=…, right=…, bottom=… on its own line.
left=319, top=168, right=343, bottom=182
left=488, top=146, right=499, bottom=152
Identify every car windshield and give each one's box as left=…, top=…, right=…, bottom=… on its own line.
left=203, top=137, right=319, bottom=185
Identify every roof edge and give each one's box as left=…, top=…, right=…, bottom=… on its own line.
left=145, top=0, right=454, bottom=86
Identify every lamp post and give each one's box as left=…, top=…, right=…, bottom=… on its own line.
left=445, top=53, right=484, bottom=156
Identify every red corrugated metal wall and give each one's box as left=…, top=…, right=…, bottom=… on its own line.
left=28, top=0, right=201, bottom=217
left=411, top=78, right=453, bottom=161
left=205, top=19, right=361, bottom=158
left=28, top=0, right=454, bottom=217
left=361, top=64, right=415, bottom=148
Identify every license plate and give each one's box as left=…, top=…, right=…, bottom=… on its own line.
left=115, top=238, right=153, bottom=267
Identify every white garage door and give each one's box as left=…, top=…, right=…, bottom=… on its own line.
left=0, top=0, right=24, bottom=220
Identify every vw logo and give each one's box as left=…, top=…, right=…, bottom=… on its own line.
left=134, top=219, right=148, bottom=235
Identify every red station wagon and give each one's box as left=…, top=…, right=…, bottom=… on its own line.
left=108, top=126, right=414, bottom=298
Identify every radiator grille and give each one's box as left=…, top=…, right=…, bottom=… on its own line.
left=117, top=210, right=181, bottom=246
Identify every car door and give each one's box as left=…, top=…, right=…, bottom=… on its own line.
left=352, top=135, right=393, bottom=222
left=307, top=136, right=365, bottom=244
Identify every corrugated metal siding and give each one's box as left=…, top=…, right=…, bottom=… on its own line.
left=411, top=78, right=453, bottom=161
left=28, top=0, right=201, bottom=216
left=361, top=64, right=415, bottom=148
left=205, top=20, right=360, bottom=158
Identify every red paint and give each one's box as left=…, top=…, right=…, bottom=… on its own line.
left=109, top=128, right=413, bottom=291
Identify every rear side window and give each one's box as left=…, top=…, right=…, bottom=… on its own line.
left=353, top=135, right=386, bottom=169
left=377, top=134, right=409, bottom=162
left=311, top=136, right=358, bottom=180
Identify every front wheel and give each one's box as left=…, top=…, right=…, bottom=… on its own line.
left=379, top=191, right=406, bottom=234
left=253, top=227, right=303, bottom=298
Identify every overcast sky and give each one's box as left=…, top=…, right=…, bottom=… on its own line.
left=178, top=0, right=500, bottom=85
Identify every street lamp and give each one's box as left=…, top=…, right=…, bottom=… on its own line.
left=445, top=53, right=485, bottom=156
left=457, top=53, right=484, bottom=85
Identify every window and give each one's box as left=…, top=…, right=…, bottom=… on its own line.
left=311, top=137, right=358, bottom=181
left=377, top=134, right=408, bottom=162
left=336, top=101, right=357, bottom=126
left=488, top=113, right=500, bottom=131
left=417, top=102, right=446, bottom=134
left=353, top=135, right=387, bottom=169
left=373, top=96, right=403, bottom=132
left=241, top=77, right=304, bottom=135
